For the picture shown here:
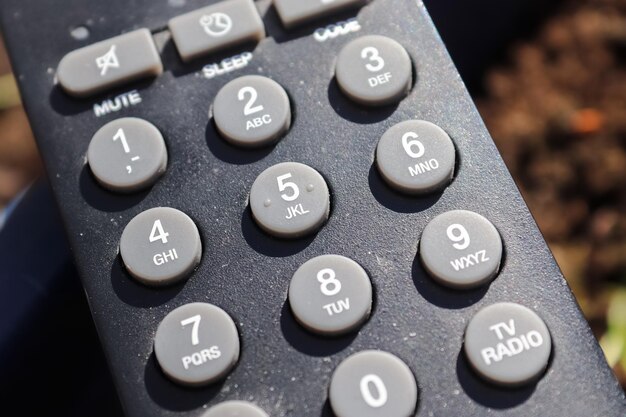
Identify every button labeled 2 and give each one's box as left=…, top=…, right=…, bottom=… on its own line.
left=249, top=162, right=330, bottom=238
left=213, top=75, right=292, bottom=148
left=120, top=207, right=202, bottom=286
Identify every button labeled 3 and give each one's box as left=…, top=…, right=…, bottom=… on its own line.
left=154, top=303, right=240, bottom=386
left=335, top=35, right=412, bottom=106
left=120, top=207, right=202, bottom=286
left=250, top=162, right=330, bottom=238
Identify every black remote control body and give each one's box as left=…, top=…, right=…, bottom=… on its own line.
left=2, top=0, right=625, bottom=416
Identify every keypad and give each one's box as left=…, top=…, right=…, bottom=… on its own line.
left=213, top=75, right=291, bottom=148
left=54, top=5, right=559, bottom=410
left=154, top=303, right=240, bottom=386
left=464, top=303, right=552, bottom=386
left=329, top=350, right=418, bottom=417
left=289, top=255, right=372, bottom=336
left=87, top=117, right=167, bottom=193
left=202, top=401, right=268, bottom=417
left=274, top=0, right=365, bottom=28
left=57, top=29, right=162, bottom=98
left=335, top=35, right=413, bottom=106
left=168, top=0, right=265, bottom=62
left=376, top=120, right=456, bottom=194
left=419, top=210, right=503, bottom=289
left=249, top=162, right=330, bottom=238
left=119, top=207, right=202, bottom=286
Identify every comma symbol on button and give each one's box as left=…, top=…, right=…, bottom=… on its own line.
left=95, top=45, right=120, bottom=76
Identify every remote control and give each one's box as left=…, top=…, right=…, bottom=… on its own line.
left=2, top=0, right=625, bottom=416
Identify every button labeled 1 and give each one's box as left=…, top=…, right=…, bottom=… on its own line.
left=88, top=117, right=167, bottom=193
left=120, top=207, right=202, bottom=286
left=335, top=35, right=413, bottom=106
left=329, top=350, right=418, bottom=417
left=376, top=120, right=455, bottom=194
left=249, top=162, right=330, bottom=238
left=464, top=303, right=552, bottom=386
left=289, top=255, right=372, bottom=336
left=154, top=303, right=240, bottom=386
left=213, top=75, right=292, bottom=148
left=419, top=210, right=502, bottom=289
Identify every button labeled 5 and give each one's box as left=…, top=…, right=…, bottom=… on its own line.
left=250, top=162, right=330, bottom=238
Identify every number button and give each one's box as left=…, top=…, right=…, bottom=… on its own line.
left=87, top=117, right=167, bottom=193
left=376, top=120, right=456, bottom=194
left=335, top=35, right=413, bottom=106
left=329, top=350, right=418, bottom=417
left=213, top=75, right=291, bottom=148
left=119, top=207, right=202, bottom=286
left=464, top=303, right=552, bottom=386
left=154, top=303, right=240, bottom=387
left=289, top=255, right=372, bottom=336
left=202, top=401, right=269, bottom=417
left=419, top=210, right=503, bottom=289
left=249, top=162, right=330, bottom=238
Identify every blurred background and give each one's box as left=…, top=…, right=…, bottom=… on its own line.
left=0, top=0, right=624, bottom=402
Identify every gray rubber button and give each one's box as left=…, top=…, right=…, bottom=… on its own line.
left=213, top=75, right=291, bottom=148
left=250, top=162, right=330, bottom=238
left=289, top=255, right=372, bottom=336
left=87, top=117, right=167, bottom=193
left=274, top=0, right=364, bottom=28
left=154, top=303, right=240, bottom=387
left=464, top=302, right=552, bottom=386
left=335, top=35, right=412, bottom=107
left=169, top=0, right=265, bottom=62
left=419, top=210, right=502, bottom=289
left=329, top=350, right=418, bottom=417
left=57, top=29, right=162, bottom=98
left=376, top=120, right=455, bottom=194
left=202, top=401, right=268, bottom=417
left=120, top=207, right=202, bottom=286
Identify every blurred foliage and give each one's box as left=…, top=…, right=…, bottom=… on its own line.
left=477, top=0, right=626, bottom=387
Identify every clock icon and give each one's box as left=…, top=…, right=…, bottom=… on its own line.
left=199, top=12, right=233, bottom=37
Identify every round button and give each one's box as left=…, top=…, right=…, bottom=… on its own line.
left=202, top=401, right=268, bottom=417
left=154, top=303, right=240, bottom=387
left=335, top=35, right=413, bottom=107
left=249, top=162, right=330, bottom=238
left=329, top=350, right=418, bottom=417
left=120, top=207, right=202, bottom=286
left=213, top=75, right=291, bottom=148
left=376, top=120, right=455, bottom=194
left=419, top=210, right=502, bottom=289
left=464, top=302, right=552, bottom=386
left=289, top=255, right=372, bottom=336
left=87, top=117, right=167, bottom=193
